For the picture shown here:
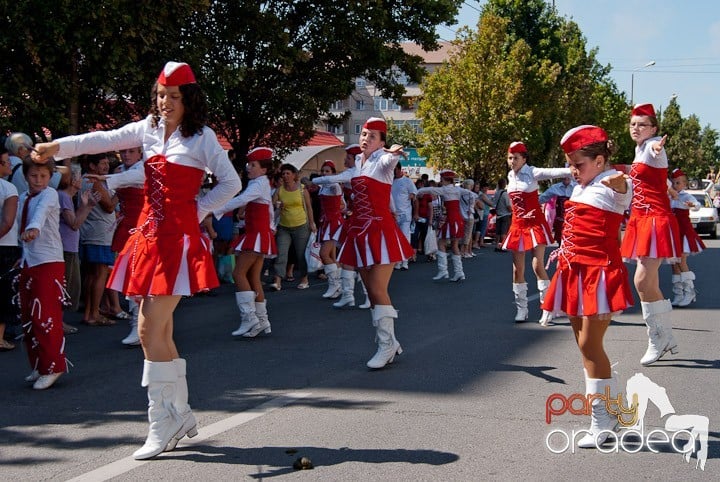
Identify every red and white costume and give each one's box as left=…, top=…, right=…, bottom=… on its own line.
left=620, top=137, right=681, bottom=263
left=314, top=151, right=412, bottom=267
left=218, top=175, right=277, bottom=257
left=318, top=183, right=344, bottom=242
left=543, top=170, right=634, bottom=316
left=416, top=184, right=469, bottom=239
left=108, top=161, right=145, bottom=253
left=17, top=187, right=67, bottom=375
left=671, top=190, right=705, bottom=254
left=503, top=164, right=571, bottom=251
left=54, top=115, right=241, bottom=296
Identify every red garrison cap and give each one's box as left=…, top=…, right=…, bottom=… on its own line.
left=345, top=144, right=362, bottom=156
left=671, top=168, right=686, bottom=179
left=631, top=103, right=656, bottom=117
left=560, top=125, right=608, bottom=154
left=508, top=141, right=527, bottom=154
left=157, top=62, right=197, bottom=86
left=247, top=147, right=274, bottom=163
left=363, top=117, right=387, bottom=133
left=439, top=169, right=457, bottom=179
left=321, top=160, right=335, bottom=170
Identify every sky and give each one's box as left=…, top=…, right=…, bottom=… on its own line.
left=440, top=0, right=720, bottom=131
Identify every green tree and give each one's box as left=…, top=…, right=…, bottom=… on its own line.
left=699, top=126, right=720, bottom=176
left=386, top=120, right=421, bottom=149
left=0, top=0, right=207, bottom=138
left=667, top=115, right=702, bottom=176
left=182, top=0, right=462, bottom=167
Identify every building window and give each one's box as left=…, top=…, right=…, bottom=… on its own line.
left=373, top=97, right=401, bottom=112
left=355, top=124, right=361, bottom=134
left=355, top=78, right=366, bottom=88
left=330, top=100, right=344, bottom=111
left=327, top=124, right=344, bottom=134
left=355, top=99, right=365, bottom=110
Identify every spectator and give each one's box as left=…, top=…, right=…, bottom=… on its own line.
left=459, top=178, right=478, bottom=258
left=0, top=142, right=19, bottom=351
left=391, top=162, right=417, bottom=270
left=493, top=178, right=511, bottom=250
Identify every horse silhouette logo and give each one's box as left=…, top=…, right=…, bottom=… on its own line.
left=625, top=373, right=709, bottom=470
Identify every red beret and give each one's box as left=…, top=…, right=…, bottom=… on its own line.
left=560, top=125, right=608, bottom=154
left=247, top=147, right=273, bottom=163
left=157, top=62, right=197, bottom=87
left=345, top=144, right=362, bottom=155
left=321, top=160, right=335, bottom=170
left=440, top=169, right=457, bottom=179
left=671, top=168, right=686, bottom=179
left=508, top=141, right=527, bottom=154
left=631, top=103, right=656, bottom=118
left=363, top=117, right=387, bottom=133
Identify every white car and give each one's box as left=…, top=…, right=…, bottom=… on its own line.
left=686, top=190, right=718, bottom=239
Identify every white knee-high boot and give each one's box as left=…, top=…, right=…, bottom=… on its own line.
left=232, top=291, right=259, bottom=336
left=322, top=264, right=342, bottom=299
left=537, top=279, right=553, bottom=326
left=366, top=305, right=402, bottom=369
left=133, top=360, right=184, bottom=460
left=449, top=254, right=465, bottom=282
left=577, top=376, right=620, bottom=448
left=513, top=283, right=528, bottom=322
left=244, top=299, right=272, bottom=338
left=165, top=358, right=198, bottom=451
left=670, top=274, right=684, bottom=306
left=243, top=298, right=271, bottom=338
left=357, top=275, right=371, bottom=309
left=333, top=270, right=356, bottom=308
left=640, top=299, right=678, bottom=365
left=122, top=297, right=141, bottom=346
left=432, top=251, right=449, bottom=280
left=677, top=271, right=696, bottom=307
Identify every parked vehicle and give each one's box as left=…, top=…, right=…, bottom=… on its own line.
left=686, top=189, right=719, bottom=239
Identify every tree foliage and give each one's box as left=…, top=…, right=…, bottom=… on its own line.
left=0, top=0, right=207, bottom=138
left=662, top=97, right=718, bottom=179
left=179, top=0, right=462, bottom=167
left=1, top=0, right=461, bottom=168
left=416, top=0, right=632, bottom=181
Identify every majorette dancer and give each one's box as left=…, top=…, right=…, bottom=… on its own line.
left=316, top=160, right=346, bottom=299
left=503, top=141, right=571, bottom=325
left=621, top=103, right=682, bottom=365
left=313, top=117, right=413, bottom=369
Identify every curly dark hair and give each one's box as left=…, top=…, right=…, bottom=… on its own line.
left=150, top=82, right=208, bottom=138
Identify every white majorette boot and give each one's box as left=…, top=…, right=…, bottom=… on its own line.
left=322, top=264, right=342, bottom=299
left=677, top=271, right=696, bottom=307
left=333, top=269, right=356, bottom=308
left=133, top=360, right=184, bottom=460
left=670, top=274, right=684, bottom=306
left=231, top=291, right=260, bottom=336
left=512, top=283, right=529, bottom=322
left=449, top=254, right=465, bottom=282
left=358, top=275, right=371, bottom=309
left=122, top=297, right=141, bottom=346
left=243, top=298, right=271, bottom=338
left=366, top=305, right=403, bottom=369
left=577, top=376, right=620, bottom=448
left=165, top=358, right=198, bottom=451
left=537, top=279, right=553, bottom=326
left=640, top=299, right=678, bottom=365
left=432, top=251, right=449, bottom=280
left=245, top=299, right=272, bottom=338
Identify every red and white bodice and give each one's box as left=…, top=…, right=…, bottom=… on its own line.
left=318, top=183, right=344, bottom=242
left=416, top=184, right=468, bottom=239
left=221, top=176, right=276, bottom=257
left=620, top=139, right=681, bottom=262
left=542, top=171, right=634, bottom=317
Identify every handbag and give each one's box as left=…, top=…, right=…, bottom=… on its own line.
left=305, top=232, right=323, bottom=273
left=424, top=225, right=438, bottom=255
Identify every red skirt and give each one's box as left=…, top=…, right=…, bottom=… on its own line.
left=621, top=214, right=682, bottom=262
left=542, top=262, right=634, bottom=317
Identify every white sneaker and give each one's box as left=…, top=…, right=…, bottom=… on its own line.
left=33, top=372, right=62, bottom=390
left=25, top=370, right=40, bottom=382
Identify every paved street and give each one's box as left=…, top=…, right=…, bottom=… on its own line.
left=1, top=239, right=718, bottom=480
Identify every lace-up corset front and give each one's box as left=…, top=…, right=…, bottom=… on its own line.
left=509, top=191, right=544, bottom=227
left=630, top=163, right=672, bottom=216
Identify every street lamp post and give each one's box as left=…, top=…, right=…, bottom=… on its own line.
left=630, top=61, right=656, bottom=105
